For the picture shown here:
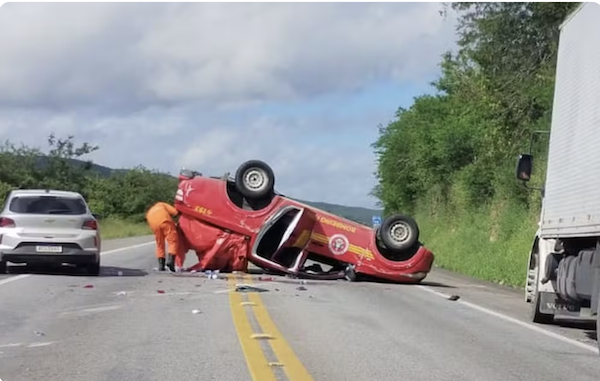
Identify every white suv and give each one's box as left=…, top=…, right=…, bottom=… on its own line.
left=0, top=189, right=102, bottom=275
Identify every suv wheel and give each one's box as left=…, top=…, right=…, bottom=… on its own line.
left=86, top=261, right=101, bottom=276
left=0, top=260, right=7, bottom=274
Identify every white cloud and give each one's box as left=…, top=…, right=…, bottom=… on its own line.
left=0, top=2, right=458, bottom=208
left=0, top=2, right=457, bottom=110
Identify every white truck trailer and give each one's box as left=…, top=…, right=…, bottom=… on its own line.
left=516, top=1, right=600, bottom=339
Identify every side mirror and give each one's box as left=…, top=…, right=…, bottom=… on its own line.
left=516, top=154, right=533, bottom=182
left=92, top=213, right=102, bottom=220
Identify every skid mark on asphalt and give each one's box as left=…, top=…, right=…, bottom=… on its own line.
left=229, top=274, right=314, bottom=381
left=416, top=285, right=599, bottom=354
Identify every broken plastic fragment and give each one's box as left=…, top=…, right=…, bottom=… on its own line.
left=296, top=286, right=307, bottom=291
left=268, top=362, right=285, bottom=367
left=157, top=290, right=165, bottom=294
left=235, top=284, right=269, bottom=293
left=448, top=295, right=460, bottom=301
left=192, top=309, right=202, bottom=314
left=34, top=331, right=45, bottom=336
left=251, top=333, right=274, bottom=340
left=115, top=291, right=127, bottom=296
left=204, top=270, right=221, bottom=279
left=83, top=284, right=94, bottom=289
left=258, top=276, right=273, bottom=281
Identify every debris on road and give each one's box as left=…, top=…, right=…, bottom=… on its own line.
left=83, top=284, right=94, bottom=289
left=157, top=290, right=165, bottom=294
left=296, top=286, right=307, bottom=291
left=33, top=331, right=45, bottom=337
left=235, top=284, right=269, bottom=293
left=192, top=309, right=202, bottom=314
left=115, top=291, right=127, bottom=296
left=258, top=276, right=273, bottom=281
left=205, top=270, right=221, bottom=279
left=117, top=271, right=123, bottom=277
left=448, top=295, right=460, bottom=301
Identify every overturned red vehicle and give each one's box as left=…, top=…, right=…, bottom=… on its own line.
left=173, top=160, right=434, bottom=283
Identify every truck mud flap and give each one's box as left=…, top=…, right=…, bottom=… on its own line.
left=539, top=291, right=581, bottom=317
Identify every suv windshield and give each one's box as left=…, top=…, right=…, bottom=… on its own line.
left=9, top=196, right=88, bottom=215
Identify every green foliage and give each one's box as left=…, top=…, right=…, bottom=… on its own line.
left=373, top=2, right=581, bottom=286
left=0, top=135, right=178, bottom=224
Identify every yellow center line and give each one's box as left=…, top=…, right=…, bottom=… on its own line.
left=228, top=275, right=315, bottom=381
left=228, top=276, right=277, bottom=381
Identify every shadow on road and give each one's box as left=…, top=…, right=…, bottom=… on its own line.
left=554, top=319, right=596, bottom=331
left=585, top=330, right=597, bottom=341
left=6, top=264, right=148, bottom=277
left=419, top=281, right=456, bottom=289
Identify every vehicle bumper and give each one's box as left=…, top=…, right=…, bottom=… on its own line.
left=0, top=249, right=99, bottom=265
left=357, top=245, right=435, bottom=283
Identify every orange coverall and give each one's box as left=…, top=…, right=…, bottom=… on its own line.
left=145, top=202, right=180, bottom=259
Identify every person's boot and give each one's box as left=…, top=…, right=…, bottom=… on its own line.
left=167, top=255, right=176, bottom=272
left=158, top=257, right=166, bottom=271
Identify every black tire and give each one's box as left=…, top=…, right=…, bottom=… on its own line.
left=0, top=260, right=6, bottom=274
left=234, top=160, right=275, bottom=199
left=380, top=214, right=420, bottom=252
left=86, top=260, right=101, bottom=276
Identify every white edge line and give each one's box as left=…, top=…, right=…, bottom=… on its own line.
left=0, top=343, right=22, bottom=348
left=416, top=285, right=599, bottom=354
left=0, top=240, right=154, bottom=287
left=28, top=342, right=53, bottom=348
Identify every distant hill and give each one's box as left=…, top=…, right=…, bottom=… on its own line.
left=292, top=199, right=382, bottom=226
left=63, top=158, right=383, bottom=226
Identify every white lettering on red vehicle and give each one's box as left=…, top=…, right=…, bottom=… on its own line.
left=328, top=234, right=349, bottom=256
left=175, top=189, right=184, bottom=202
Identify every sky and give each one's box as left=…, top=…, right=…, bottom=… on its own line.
left=0, top=2, right=458, bottom=209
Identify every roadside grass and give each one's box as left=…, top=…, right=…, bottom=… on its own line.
left=99, top=217, right=151, bottom=239
left=414, top=200, right=539, bottom=288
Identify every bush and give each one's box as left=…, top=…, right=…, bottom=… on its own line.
left=0, top=134, right=178, bottom=238
left=372, top=2, right=581, bottom=287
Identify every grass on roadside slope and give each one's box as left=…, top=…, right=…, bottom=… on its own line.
left=99, top=218, right=151, bottom=239
left=414, top=200, right=539, bottom=288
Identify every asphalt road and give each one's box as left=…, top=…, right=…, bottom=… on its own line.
left=1, top=236, right=599, bottom=381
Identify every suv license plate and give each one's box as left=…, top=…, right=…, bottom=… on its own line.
left=36, top=245, right=63, bottom=253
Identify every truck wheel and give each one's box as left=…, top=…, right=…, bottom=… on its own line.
left=235, top=160, right=275, bottom=199
left=380, top=214, right=420, bottom=252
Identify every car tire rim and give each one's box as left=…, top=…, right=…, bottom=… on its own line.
left=244, top=168, right=268, bottom=192
left=389, top=221, right=411, bottom=244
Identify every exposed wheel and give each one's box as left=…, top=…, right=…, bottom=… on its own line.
left=0, top=260, right=6, bottom=274
left=235, top=160, right=275, bottom=199
left=85, top=260, right=101, bottom=276
left=380, top=214, right=420, bottom=252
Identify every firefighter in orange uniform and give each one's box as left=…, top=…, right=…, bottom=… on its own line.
left=145, top=202, right=180, bottom=272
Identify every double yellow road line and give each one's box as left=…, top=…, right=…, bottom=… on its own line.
left=228, top=275, right=314, bottom=381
